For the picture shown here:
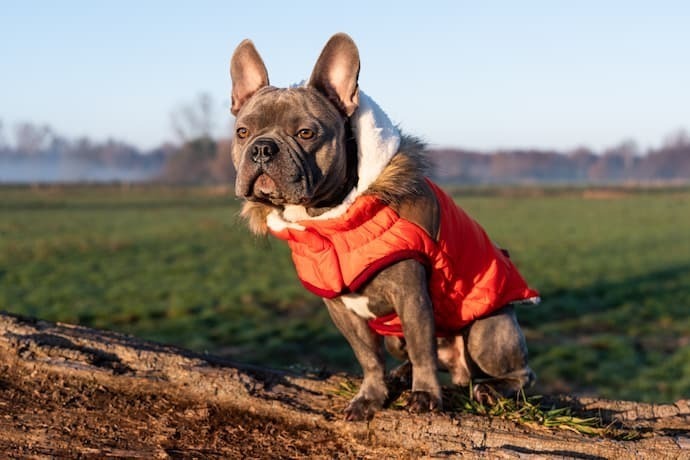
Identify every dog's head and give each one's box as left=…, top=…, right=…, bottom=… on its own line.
left=229, top=33, right=360, bottom=211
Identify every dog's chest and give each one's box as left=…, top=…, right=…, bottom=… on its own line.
left=335, top=262, right=415, bottom=320
left=339, top=294, right=376, bottom=319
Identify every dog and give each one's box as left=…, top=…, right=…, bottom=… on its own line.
left=229, top=33, right=539, bottom=421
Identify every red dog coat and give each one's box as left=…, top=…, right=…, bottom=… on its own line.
left=269, top=180, right=539, bottom=337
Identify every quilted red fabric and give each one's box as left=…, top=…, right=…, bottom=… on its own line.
left=269, top=180, right=539, bottom=337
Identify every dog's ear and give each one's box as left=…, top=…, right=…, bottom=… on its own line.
left=309, top=33, right=360, bottom=117
left=230, top=39, right=269, bottom=116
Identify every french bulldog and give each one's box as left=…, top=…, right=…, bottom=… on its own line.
left=229, top=33, right=539, bottom=421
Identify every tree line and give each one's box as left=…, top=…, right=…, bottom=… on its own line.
left=0, top=119, right=172, bottom=183
left=431, top=131, right=690, bottom=184
left=1, top=112, right=688, bottom=185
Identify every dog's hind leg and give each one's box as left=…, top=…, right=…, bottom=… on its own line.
left=437, top=335, right=472, bottom=387
left=465, top=305, right=535, bottom=403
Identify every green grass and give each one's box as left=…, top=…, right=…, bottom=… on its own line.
left=443, top=386, right=640, bottom=440
left=333, top=379, right=640, bottom=440
left=1, top=184, right=689, bottom=403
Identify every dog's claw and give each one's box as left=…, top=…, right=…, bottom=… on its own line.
left=472, top=383, right=500, bottom=406
left=407, top=391, right=442, bottom=414
left=344, top=397, right=380, bottom=421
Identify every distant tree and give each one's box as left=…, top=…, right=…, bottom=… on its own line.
left=610, top=139, right=640, bottom=156
left=0, top=119, right=7, bottom=153
left=47, top=134, right=71, bottom=156
left=13, top=122, right=53, bottom=155
left=588, top=139, right=639, bottom=182
left=161, top=92, right=238, bottom=184
left=662, top=128, right=690, bottom=149
left=567, top=147, right=597, bottom=182
left=170, top=93, right=217, bottom=144
left=209, top=138, right=236, bottom=183
left=160, top=136, right=217, bottom=184
left=636, top=129, right=690, bottom=180
left=613, top=139, right=639, bottom=171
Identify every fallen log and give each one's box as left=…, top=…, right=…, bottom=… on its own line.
left=0, top=312, right=687, bottom=458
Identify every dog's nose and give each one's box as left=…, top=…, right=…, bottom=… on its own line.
left=251, top=138, right=278, bottom=164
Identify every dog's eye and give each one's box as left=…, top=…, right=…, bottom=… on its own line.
left=297, top=129, right=315, bottom=140
left=236, top=127, right=250, bottom=139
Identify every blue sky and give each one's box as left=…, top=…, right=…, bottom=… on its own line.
left=2, top=1, right=689, bottom=152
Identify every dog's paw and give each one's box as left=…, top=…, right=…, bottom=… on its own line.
left=407, top=391, right=442, bottom=414
left=472, top=383, right=500, bottom=406
left=344, top=396, right=382, bottom=421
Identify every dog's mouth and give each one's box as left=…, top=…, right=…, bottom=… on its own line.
left=245, top=171, right=309, bottom=206
left=253, top=173, right=277, bottom=196
left=245, top=172, right=282, bottom=204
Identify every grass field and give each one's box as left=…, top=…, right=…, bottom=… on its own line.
left=1, top=184, right=689, bottom=403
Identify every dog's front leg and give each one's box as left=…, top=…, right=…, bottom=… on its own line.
left=324, top=298, right=387, bottom=421
left=391, top=260, right=443, bottom=413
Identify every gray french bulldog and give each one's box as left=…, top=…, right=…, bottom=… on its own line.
left=229, top=33, right=539, bottom=421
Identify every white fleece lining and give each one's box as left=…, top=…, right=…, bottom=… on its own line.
left=266, top=210, right=305, bottom=232
left=509, top=296, right=541, bottom=306
left=266, top=90, right=401, bottom=231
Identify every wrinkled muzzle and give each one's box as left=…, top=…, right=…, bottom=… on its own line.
left=235, top=137, right=309, bottom=206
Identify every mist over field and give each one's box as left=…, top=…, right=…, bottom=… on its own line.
left=0, top=156, right=160, bottom=183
